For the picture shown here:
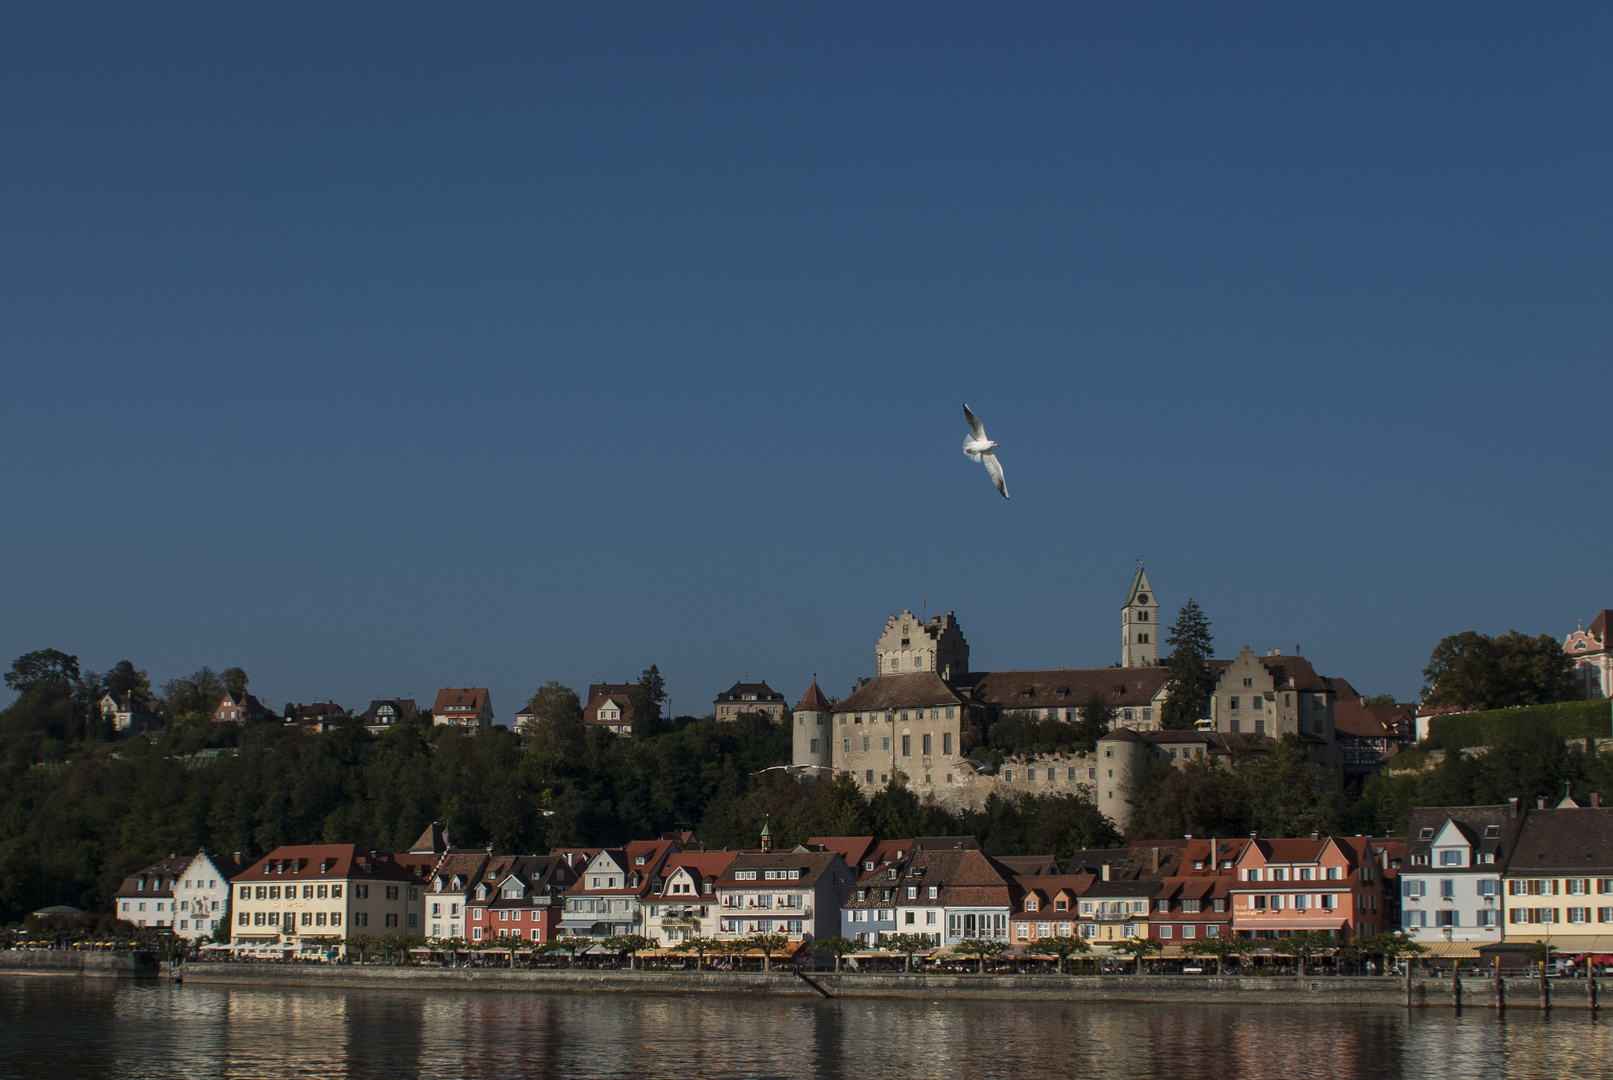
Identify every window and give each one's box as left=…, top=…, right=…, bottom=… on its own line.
left=386, top=886, right=399, bottom=901
left=1439, top=850, right=1463, bottom=867
left=865, top=771, right=874, bottom=783
left=923, top=734, right=931, bottom=755
left=1230, top=697, right=1240, bottom=711
left=1440, top=880, right=1455, bottom=900
left=882, top=737, right=890, bottom=751
left=385, top=913, right=398, bottom=928
left=810, top=739, right=818, bottom=753
left=862, top=737, right=870, bottom=752
left=902, top=735, right=910, bottom=757
left=352, top=885, right=364, bottom=899
left=843, top=739, right=850, bottom=754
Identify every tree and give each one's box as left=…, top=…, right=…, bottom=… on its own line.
left=1344, top=930, right=1425, bottom=974
left=1073, top=690, right=1115, bottom=750
left=1160, top=601, right=1216, bottom=729
left=673, top=936, right=721, bottom=970
left=540, top=936, right=594, bottom=966
left=631, top=666, right=667, bottom=740
left=1110, top=935, right=1163, bottom=974
left=744, top=932, right=791, bottom=971
left=160, top=667, right=227, bottom=725
left=601, top=933, right=656, bottom=970
left=884, top=933, right=933, bottom=973
left=1277, top=930, right=1336, bottom=977
left=1034, top=934, right=1091, bottom=974
left=221, top=667, right=250, bottom=698
left=5, top=649, right=81, bottom=700
left=1362, top=694, right=1398, bottom=708
left=812, top=935, right=859, bottom=973
left=953, top=937, right=1008, bottom=974
left=1182, top=933, right=1242, bottom=975
left=1422, top=630, right=1577, bottom=711
left=101, top=661, right=152, bottom=702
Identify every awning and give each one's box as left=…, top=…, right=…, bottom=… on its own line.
left=1491, top=935, right=1613, bottom=953
left=1415, top=942, right=1482, bottom=958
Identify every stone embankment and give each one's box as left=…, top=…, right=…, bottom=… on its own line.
left=0, top=951, right=156, bottom=977
left=169, top=962, right=1604, bottom=1010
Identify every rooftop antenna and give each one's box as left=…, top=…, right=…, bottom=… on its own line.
left=922, top=594, right=926, bottom=621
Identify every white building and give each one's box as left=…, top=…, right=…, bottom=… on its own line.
left=114, top=851, right=241, bottom=941
left=1400, top=804, right=1521, bottom=946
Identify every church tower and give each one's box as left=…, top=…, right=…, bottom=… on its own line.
left=1122, top=565, right=1160, bottom=667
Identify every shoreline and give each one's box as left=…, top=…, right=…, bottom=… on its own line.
left=4, top=954, right=1602, bottom=1010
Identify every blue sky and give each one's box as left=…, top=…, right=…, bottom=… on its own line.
left=2, top=5, right=1609, bottom=718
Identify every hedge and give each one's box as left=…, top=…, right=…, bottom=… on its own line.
left=1422, top=699, right=1613, bottom=752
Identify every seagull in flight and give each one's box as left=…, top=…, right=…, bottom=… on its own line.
left=962, top=403, right=1009, bottom=499
left=951, top=757, right=999, bottom=774
left=752, top=764, right=836, bottom=777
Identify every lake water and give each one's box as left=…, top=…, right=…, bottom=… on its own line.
left=2, top=975, right=1610, bottom=1078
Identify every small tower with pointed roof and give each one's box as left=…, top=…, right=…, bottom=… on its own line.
left=791, top=679, right=834, bottom=772
left=1122, top=564, right=1160, bottom=667
left=760, top=819, right=773, bottom=854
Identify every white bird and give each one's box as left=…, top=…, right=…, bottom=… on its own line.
left=961, top=403, right=1009, bottom=499
left=951, top=757, right=998, bottom=774
left=752, top=764, right=836, bottom=777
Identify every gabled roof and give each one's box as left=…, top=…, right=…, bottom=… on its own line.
left=238, top=844, right=418, bottom=883
left=807, top=836, right=877, bottom=868
left=795, top=682, right=833, bottom=714
left=114, top=853, right=200, bottom=898
left=409, top=821, right=452, bottom=855
left=429, top=852, right=492, bottom=892
left=656, top=851, right=738, bottom=890
left=359, top=698, right=418, bottom=723
left=835, top=673, right=968, bottom=713
left=969, top=668, right=1168, bottom=710
left=1211, top=653, right=1332, bottom=693
left=715, top=681, right=784, bottom=703
left=995, top=854, right=1060, bottom=876
left=433, top=688, right=489, bottom=714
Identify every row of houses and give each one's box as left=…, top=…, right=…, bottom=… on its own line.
left=114, top=798, right=1613, bottom=967
left=99, top=688, right=493, bottom=736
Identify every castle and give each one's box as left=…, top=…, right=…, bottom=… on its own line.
left=791, top=567, right=1171, bottom=805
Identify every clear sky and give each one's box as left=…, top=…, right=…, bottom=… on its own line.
left=2, top=5, right=1610, bottom=719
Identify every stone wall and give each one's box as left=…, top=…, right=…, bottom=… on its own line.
left=0, top=951, right=155, bottom=977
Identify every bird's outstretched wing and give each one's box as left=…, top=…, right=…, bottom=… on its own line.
left=982, top=451, right=1009, bottom=499
left=962, top=403, right=987, bottom=442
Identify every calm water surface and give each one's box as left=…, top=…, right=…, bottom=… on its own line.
left=2, top=975, right=1609, bottom=1079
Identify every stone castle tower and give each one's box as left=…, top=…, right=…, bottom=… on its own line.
left=1122, top=565, right=1160, bottom=667
left=876, top=610, right=969, bottom=681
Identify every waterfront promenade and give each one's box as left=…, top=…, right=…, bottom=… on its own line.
left=4, top=952, right=1602, bottom=1011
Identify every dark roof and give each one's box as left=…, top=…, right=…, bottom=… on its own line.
left=288, top=701, right=345, bottom=723
left=113, top=854, right=195, bottom=898
left=715, top=682, right=784, bottom=703
left=718, top=851, right=846, bottom=891
left=1211, top=653, right=1331, bottom=693
left=835, top=672, right=968, bottom=713
left=993, top=855, right=1060, bottom=876
left=795, top=682, right=833, bottom=714
left=1588, top=611, right=1610, bottom=642
left=359, top=698, right=418, bottom=723
left=1510, top=807, right=1613, bottom=873
left=239, top=845, right=419, bottom=883
left=409, top=821, right=452, bottom=855
left=969, top=668, right=1168, bottom=709
left=1404, top=805, right=1525, bottom=864
left=588, top=683, right=639, bottom=700
left=1081, top=879, right=1164, bottom=899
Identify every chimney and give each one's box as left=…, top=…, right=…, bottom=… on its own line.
left=1508, top=797, right=1519, bottom=818
left=1537, top=797, right=1547, bottom=809
left=1594, top=793, right=1603, bottom=809
left=1310, top=832, right=1319, bottom=842
left=1101, top=863, right=1110, bottom=882
left=1274, top=647, right=1281, bottom=656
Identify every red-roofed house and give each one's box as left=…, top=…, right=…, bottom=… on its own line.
left=557, top=839, right=680, bottom=940
left=231, top=845, right=423, bottom=951
left=1565, top=611, right=1612, bottom=700
left=644, top=851, right=739, bottom=948
left=465, top=855, right=576, bottom=945
left=1229, top=837, right=1392, bottom=943
left=583, top=684, right=634, bottom=735
left=432, top=688, right=493, bottom=732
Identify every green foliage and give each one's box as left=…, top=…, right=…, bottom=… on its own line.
left=1161, top=601, right=1216, bottom=729
left=159, top=667, right=229, bottom=726
left=1421, top=699, right=1611, bottom=752
left=812, top=934, right=858, bottom=971
left=4, top=649, right=81, bottom=699
left=953, top=936, right=1007, bottom=971
left=1182, top=933, right=1242, bottom=972
left=1344, top=930, right=1424, bottom=964
left=630, top=665, right=667, bottom=741
left=884, top=932, right=933, bottom=970
left=1125, top=736, right=1343, bottom=842
left=601, top=933, right=656, bottom=966
left=984, top=710, right=1081, bottom=757
left=1362, top=694, right=1398, bottom=708
left=1351, top=725, right=1613, bottom=837
left=1110, top=934, right=1163, bottom=972
left=1031, top=934, right=1090, bottom=972
left=1074, top=690, right=1115, bottom=751
left=1422, top=630, right=1577, bottom=711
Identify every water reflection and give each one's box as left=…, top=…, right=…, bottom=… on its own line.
left=1, top=976, right=1609, bottom=1079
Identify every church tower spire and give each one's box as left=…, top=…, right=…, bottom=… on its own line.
left=1122, top=564, right=1160, bottom=667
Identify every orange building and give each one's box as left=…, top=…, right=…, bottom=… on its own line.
left=1229, top=836, right=1395, bottom=942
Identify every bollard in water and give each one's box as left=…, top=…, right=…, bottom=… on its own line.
left=1495, top=963, right=1504, bottom=1013
left=1405, top=961, right=1413, bottom=1008
left=1453, top=966, right=1462, bottom=1011
left=1590, top=974, right=1598, bottom=1012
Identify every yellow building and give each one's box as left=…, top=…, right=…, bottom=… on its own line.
left=1500, top=802, right=1613, bottom=954
left=232, top=844, right=423, bottom=952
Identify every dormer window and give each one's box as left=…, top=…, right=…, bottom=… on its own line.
left=1026, top=898, right=1039, bottom=912
left=1484, top=825, right=1501, bottom=839
left=863, top=861, right=875, bottom=871
left=1419, top=828, right=1434, bottom=840
left=635, top=856, right=647, bottom=866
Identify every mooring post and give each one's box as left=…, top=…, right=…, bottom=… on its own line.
left=1590, top=972, right=1598, bottom=1012
left=1453, top=965, right=1462, bottom=1011
left=1495, top=962, right=1504, bottom=1014
left=1405, top=959, right=1413, bottom=1008
left=1541, top=960, right=1550, bottom=1012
